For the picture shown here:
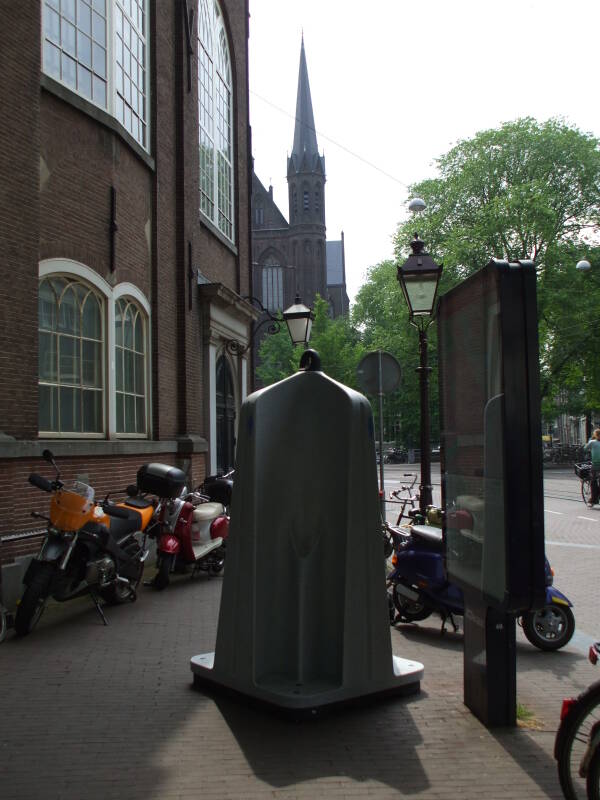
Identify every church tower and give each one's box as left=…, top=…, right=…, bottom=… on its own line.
left=287, top=37, right=327, bottom=307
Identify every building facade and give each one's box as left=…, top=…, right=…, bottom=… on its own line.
left=0, top=1, right=253, bottom=583
left=251, top=37, right=349, bottom=349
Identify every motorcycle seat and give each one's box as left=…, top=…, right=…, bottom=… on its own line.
left=411, top=524, right=443, bottom=547
left=193, top=502, right=224, bottom=522
left=109, top=509, right=143, bottom=542
left=122, top=496, right=154, bottom=510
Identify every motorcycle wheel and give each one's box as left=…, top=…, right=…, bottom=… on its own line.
left=151, top=554, right=171, bottom=591
left=392, top=585, right=432, bottom=622
left=14, top=562, right=55, bottom=636
left=100, top=561, right=143, bottom=605
left=522, top=603, right=575, bottom=651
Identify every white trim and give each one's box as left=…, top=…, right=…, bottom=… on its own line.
left=209, top=343, right=217, bottom=474
left=40, top=258, right=113, bottom=296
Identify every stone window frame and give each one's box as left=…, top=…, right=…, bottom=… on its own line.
left=39, top=259, right=152, bottom=439
left=198, top=0, right=234, bottom=242
left=41, top=0, right=149, bottom=150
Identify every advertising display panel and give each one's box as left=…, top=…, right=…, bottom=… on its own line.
left=437, top=259, right=545, bottom=613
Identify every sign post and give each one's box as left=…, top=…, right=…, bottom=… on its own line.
left=356, top=351, right=402, bottom=516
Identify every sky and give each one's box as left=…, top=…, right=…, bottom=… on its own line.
left=247, top=0, right=600, bottom=306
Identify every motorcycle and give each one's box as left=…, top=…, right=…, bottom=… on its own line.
left=385, top=506, right=575, bottom=652
left=137, top=463, right=231, bottom=590
left=16, top=450, right=153, bottom=636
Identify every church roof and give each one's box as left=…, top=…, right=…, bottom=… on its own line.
left=289, top=37, right=324, bottom=175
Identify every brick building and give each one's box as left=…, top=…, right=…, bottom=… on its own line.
left=251, top=37, right=349, bottom=352
left=0, top=1, right=254, bottom=585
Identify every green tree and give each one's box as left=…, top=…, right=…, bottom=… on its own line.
left=392, top=117, right=600, bottom=420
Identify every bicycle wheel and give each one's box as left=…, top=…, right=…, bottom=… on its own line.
left=582, top=479, right=592, bottom=505
left=556, top=680, right=600, bottom=800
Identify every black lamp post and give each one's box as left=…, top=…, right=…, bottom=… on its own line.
left=397, top=232, right=443, bottom=513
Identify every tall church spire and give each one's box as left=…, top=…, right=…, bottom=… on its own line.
left=289, top=37, right=323, bottom=173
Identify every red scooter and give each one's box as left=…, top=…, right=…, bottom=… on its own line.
left=135, top=463, right=231, bottom=590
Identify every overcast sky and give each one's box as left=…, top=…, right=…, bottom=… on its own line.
left=248, top=0, right=600, bottom=306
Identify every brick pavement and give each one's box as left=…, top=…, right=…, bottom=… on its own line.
left=1, top=561, right=593, bottom=800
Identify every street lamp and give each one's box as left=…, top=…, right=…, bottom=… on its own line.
left=397, top=229, right=443, bottom=513
left=282, top=293, right=314, bottom=347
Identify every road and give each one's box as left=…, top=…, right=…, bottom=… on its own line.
left=382, top=463, right=599, bottom=655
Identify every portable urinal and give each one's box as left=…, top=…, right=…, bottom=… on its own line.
left=191, top=353, right=423, bottom=711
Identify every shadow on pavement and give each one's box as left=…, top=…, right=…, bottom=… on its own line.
left=213, top=690, right=429, bottom=795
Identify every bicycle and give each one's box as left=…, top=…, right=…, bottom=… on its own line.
left=386, top=473, right=419, bottom=525
left=575, top=462, right=594, bottom=506
left=555, top=642, right=600, bottom=799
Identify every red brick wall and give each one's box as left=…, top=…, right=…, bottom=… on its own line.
left=0, top=1, right=41, bottom=440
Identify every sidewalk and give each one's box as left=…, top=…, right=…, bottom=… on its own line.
left=0, top=567, right=588, bottom=800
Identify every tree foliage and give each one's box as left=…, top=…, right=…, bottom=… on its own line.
left=392, top=117, right=600, bottom=422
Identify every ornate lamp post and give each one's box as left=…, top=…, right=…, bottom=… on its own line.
left=397, top=222, right=443, bottom=513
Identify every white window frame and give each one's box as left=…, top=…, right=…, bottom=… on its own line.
left=41, top=0, right=150, bottom=151
left=39, top=259, right=152, bottom=438
left=197, top=0, right=234, bottom=242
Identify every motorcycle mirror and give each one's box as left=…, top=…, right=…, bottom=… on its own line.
left=42, top=449, right=54, bottom=464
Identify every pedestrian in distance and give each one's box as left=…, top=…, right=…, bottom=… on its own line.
left=584, top=428, right=600, bottom=506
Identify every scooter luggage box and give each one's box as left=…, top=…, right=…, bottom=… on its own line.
left=137, top=463, right=187, bottom=499
left=201, top=475, right=233, bottom=507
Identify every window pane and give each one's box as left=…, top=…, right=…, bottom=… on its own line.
left=116, top=347, right=123, bottom=391
left=115, top=300, right=124, bottom=345
left=77, top=32, right=91, bottom=67
left=92, top=11, right=106, bottom=45
left=82, top=389, right=102, bottom=432
left=44, top=6, right=61, bottom=42
left=62, top=20, right=76, bottom=55
left=116, top=392, right=124, bottom=432
left=39, top=385, right=58, bottom=432
left=92, top=75, right=106, bottom=107
left=39, top=331, right=57, bottom=382
left=123, top=307, right=134, bottom=348
left=124, top=394, right=135, bottom=432
left=77, top=0, right=91, bottom=35
left=58, top=287, right=79, bottom=333
left=134, top=352, right=144, bottom=394
left=59, top=335, right=80, bottom=385
left=92, top=42, right=105, bottom=78
left=135, top=396, right=145, bottom=433
left=82, top=339, right=102, bottom=387
left=124, top=349, right=134, bottom=392
left=39, top=280, right=57, bottom=330
left=59, top=386, right=80, bottom=432
left=134, top=314, right=143, bottom=352
left=77, top=64, right=92, bottom=98
left=62, top=0, right=76, bottom=22
left=61, top=53, right=76, bottom=88
left=82, top=293, right=101, bottom=338
left=92, top=0, right=105, bottom=12
left=44, top=40, right=61, bottom=78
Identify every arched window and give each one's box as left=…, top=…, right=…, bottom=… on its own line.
left=115, top=297, right=147, bottom=434
left=261, top=255, right=283, bottom=312
left=38, top=276, right=104, bottom=434
left=198, top=0, right=234, bottom=240
left=41, top=0, right=149, bottom=149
